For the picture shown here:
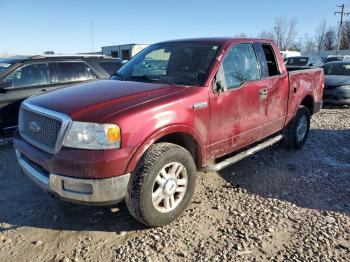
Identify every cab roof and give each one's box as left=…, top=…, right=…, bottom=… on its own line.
left=157, top=37, right=275, bottom=45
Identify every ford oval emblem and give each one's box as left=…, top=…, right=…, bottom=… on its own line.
left=29, top=121, right=42, bottom=133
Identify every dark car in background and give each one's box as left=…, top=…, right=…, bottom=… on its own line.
left=321, top=61, right=350, bottom=105
left=323, top=55, right=350, bottom=64
left=285, top=56, right=323, bottom=71
left=0, top=55, right=123, bottom=135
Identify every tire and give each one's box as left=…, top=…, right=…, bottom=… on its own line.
left=125, top=142, right=197, bottom=227
left=283, top=105, right=311, bottom=150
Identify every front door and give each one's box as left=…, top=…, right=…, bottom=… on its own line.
left=209, top=43, right=268, bottom=158
left=0, top=62, right=53, bottom=129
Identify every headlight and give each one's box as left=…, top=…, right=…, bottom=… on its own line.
left=63, top=121, right=121, bottom=149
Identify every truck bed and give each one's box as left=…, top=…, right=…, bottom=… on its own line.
left=287, top=68, right=324, bottom=119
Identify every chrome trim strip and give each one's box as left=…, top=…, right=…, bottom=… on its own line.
left=192, top=101, right=208, bottom=110
left=3, top=125, right=18, bottom=131
left=204, top=134, right=283, bottom=172
left=16, top=150, right=49, bottom=190
left=19, top=101, right=72, bottom=154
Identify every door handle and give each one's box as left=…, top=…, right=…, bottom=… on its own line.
left=259, top=88, right=268, bottom=99
left=41, top=89, right=47, bottom=92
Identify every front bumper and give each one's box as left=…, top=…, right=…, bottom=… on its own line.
left=13, top=131, right=134, bottom=179
left=16, top=149, right=130, bottom=205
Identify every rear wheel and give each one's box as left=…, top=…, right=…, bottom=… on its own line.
left=125, top=143, right=197, bottom=227
left=283, top=105, right=311, bottom=149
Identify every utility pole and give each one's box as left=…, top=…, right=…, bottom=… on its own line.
left=335, top=4, right=349, bottom=50
left=90, top=20, right=94, bottom=53
left=274, top=26, right=281, bottom=50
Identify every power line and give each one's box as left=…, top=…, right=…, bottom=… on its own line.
left=335, top=4, right=349, bottom=50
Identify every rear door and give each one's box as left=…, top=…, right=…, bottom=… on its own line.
left=255, top=43, right=289, bottom=136
left=209, top=43, right=269, bottom=157
left=50, top=61, right=97, bottom=89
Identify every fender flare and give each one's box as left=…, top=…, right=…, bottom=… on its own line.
left=294, top=92, right=314, bottom=115
left=124, top=124, right=206, bottom=174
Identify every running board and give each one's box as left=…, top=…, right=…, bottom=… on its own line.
left=204, top=134, right=283, bottom=172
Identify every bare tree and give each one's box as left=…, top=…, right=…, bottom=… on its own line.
left=323, top=28, right=337, bottom=50
left=273, top=17, right=297, bottom=50
left=304, top=35, right=316, bottom=52
left=315, top=20, right=327, bottom=52
left=234, top=33, right=248, bottom=38
left=290, top=41, right=302, bottom=52
left=257, top=30, right=275, bottom=40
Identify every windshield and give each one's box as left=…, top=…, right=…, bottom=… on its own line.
left=322, top=63, right=350, bottom=76
left=112, top=42, right=221, bottom=86
left=286, top=57, right=309, bottom=66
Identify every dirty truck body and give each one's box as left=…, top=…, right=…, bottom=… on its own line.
left=14, top=38, right=324, bottom=226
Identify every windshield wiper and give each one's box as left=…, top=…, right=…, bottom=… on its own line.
left=126, top=75, right=174, bottom=85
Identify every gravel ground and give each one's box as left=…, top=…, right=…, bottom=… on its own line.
left=0, top=107, right=349, bottom=262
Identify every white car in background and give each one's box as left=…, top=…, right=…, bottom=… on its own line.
left=281, top=50, right=301, bottom=61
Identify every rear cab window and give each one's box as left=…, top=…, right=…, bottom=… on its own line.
left=286, top=57, right=309, bottom=66
left=256, top=43, right=281, bottom=77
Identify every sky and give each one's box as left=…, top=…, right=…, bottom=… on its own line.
left=0, top=0, right=348, bottom=55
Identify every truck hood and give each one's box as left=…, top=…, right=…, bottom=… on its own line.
left=27, top=79, right=187, bottom=122
left=324, top=75, right=350, bottom=87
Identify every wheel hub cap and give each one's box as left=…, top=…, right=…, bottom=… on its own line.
left=296, top=115, right=308, bottom=142
left=151, top=162, right=188, bottom=213
left=163, top=178, right=177, bottom=195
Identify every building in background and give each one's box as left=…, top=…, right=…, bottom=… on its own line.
left=102, top=44, right=149, bottom=60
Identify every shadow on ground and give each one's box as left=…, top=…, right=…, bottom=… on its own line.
left=0, top=145, right=145, bottom=234
left=217, top=128, right=350, bottom=215
left=0, top=128, right=349, bottom=233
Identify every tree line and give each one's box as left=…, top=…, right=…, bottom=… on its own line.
left=236, top=17, right=350, bottom=52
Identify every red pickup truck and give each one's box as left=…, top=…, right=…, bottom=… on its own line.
left=14, top=38, right=324, bottom=227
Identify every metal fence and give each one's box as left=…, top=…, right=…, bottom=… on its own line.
left=304, top=49, right=350, bottom=57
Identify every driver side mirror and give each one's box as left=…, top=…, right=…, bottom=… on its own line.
left=214, top=80, right=224, bottom=93
left=0, top=82, right=14, bottom=93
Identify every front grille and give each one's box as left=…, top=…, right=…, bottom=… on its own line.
left=19, top=102, right=71, bottom=154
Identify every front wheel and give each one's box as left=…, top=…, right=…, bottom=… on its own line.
left=283, top=105, right=311, bottom=150
left=125, top=143, right=197, bottom=227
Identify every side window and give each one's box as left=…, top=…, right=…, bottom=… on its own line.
left=55, top=62, right=96, bottom=83
left=4, top=63, right=49, bottom=88
left=261, top=44, right=280, bottom=76
left=220, top=44, right=260, bottom=90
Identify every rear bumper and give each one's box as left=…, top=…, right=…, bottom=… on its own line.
left=16, top=149, right=130, bottom=205
left=323, top=87, right=350, bottom=105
